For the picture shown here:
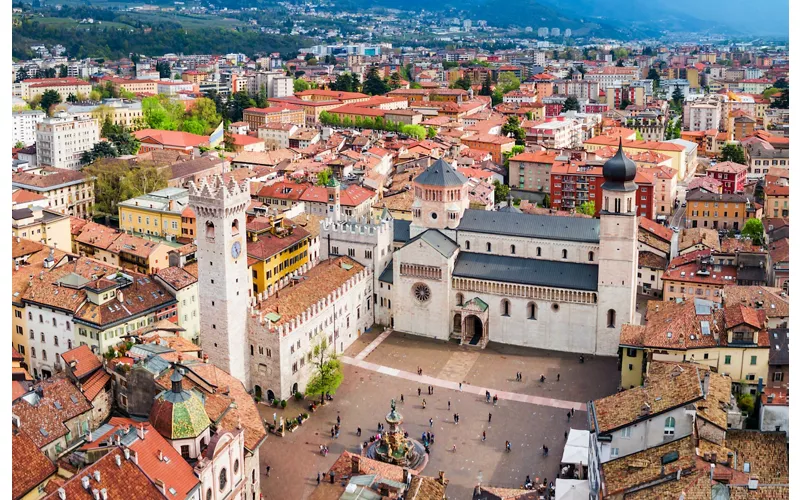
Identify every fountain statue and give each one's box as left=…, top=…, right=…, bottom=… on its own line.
left=365, top=399, right=428, bottom=471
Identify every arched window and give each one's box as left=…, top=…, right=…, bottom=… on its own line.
left=627, top=198, right=632, bottom=213
left=664, top=416, right=676, bottom=436
left=605, top=196, right=609, bottom=209
left=510, top=244, right=516, bottom=255
left=562, top=249, right=568, bottom=259
left=607, top=309, right=616, bottom=328
left=52, top=318, right=57, bottom=326
left=205, top=221, right=216, bottom=241
left=614, top=198, right=621, bottom=213
left=486, top=242, right=492, bottom=252
left=39, top=314, right=43, bottom=323
left=456, top=293, right=464, bottom=306
left=528, top=302, right=537, bottom=320
left=589, top=251, right=594, bottom=262
left=501, top=299, right=510, bottom=316
left=465, top=240, right=471, bottom=250
left=42, top=350, right=47, bottom=361
left=536, top=247, right=542, bottom=257
left=231, top=218, right=240, bottom=236
left=31, top=347, right=36, bottom=358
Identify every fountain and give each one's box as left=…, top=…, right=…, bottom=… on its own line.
left=364, top=399, right=428, bottom=472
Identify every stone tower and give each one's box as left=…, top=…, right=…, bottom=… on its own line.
left=595, top=142, right=639, bottom=356
left=410, top=158, right=470, bottom=238
left=189, top=175, right=251, bottom=385
left=325, top=177, right=341, bottom=222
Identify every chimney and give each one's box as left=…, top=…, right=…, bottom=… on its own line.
left=137, top=424, right=145, bottom=439
left=58, top=488, right=66, bottom=500
left=351, top=454, right=361, bottom=474
left=87, top=430, right=93, bottom=442
left=748, top=476, right=759, bottom=490
left=93, top=471, right=101, bottom=483
left=81, top=477, right=90, bottom=490
left=92, top=490, right=100, bottom=500
left=438, top=471, right=446, bottom=484
left=330, top=472, right=335, bottom=484
left=158, top=449, right=164, bottom=462
left=124, top=448, right=131, bottom=460
left=100, top=489, right=108, bottom=500
left=115, top=455, right=121, bottom=468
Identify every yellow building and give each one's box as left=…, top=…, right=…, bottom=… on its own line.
left=246, top=215, right=311, bottom=295
left=11, top=207, right=72, bottom=251
left=619, top=300, right=770, bottom=392
left=118, top=187, right=191, bottom=242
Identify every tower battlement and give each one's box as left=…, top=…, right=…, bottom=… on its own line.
left=320, top=215, right=393, bottom=243
left=188, top=175, right=251, bottom=216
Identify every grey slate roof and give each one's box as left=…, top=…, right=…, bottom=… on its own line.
left=405, top=229, right=459, bottom=258
left=453, top=252, right=599, bottom=291
left=379, top=259, right=393, bottom=284
left=413, top=158, right=468, bottom=187
left=768, top=328, right=789, bottom=366
left=456, top=209, right=600, bottom=243
left=393, top=219, right=411, bottom=243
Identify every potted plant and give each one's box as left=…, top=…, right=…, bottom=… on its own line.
left=294, top=392, right=303, bottom=400
left=280, top=399, right=287, bottom=409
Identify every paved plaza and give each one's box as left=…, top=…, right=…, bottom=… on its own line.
left=258, top=330, right=619, bottom=499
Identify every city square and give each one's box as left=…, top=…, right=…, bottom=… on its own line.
left=257, top=330, right=619, bottom=499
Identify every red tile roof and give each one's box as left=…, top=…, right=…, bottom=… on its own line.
left=134, top=129, right=209, bottom=148
left=61, top=344, right=102, bottom=379
left=724, top=303, right=764, bottom=330
left=12, top=376, right=93, bottom=448
left=42, top=447, right=166, bottom=500
left=639, top=217, right=674, bottom=243
left=340, top=184, right=376, bottom=207
left=12, top=424, right=57, bottom=500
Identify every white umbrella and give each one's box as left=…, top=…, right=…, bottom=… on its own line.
left=555, top=479, right=591, bottom=500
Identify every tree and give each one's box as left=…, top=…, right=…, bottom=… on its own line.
left=155, top=61, right=171, bottom=79
left=671, top=87, right=685, bottom=108
left=400, top=124, right=426, bottom=140
left=142, top=95, right=184, bottom=130
left=773, top=78, right=788, bottom=89
left=562, top=96, right=580, bottom=112
left=620, top=98, right=631, bottom=110
left=426, top=126, right=437, bottom=139
left=576, top=201, right=596, bottom=216
left=647, top=68, right=661, bottom=87
left=331, top=73, right=359, bottom=93
left=107, top=127, right=140, bottom=156
left=119, top=164, right=169, bottom=202
left=304, top=338, right=343, bottom=404
left=493, top=180, right=510, bottom=204
left=542, top=193, right=550, bottom=208
left=316, top=168, right=333, bottom=186
left=741, top=218, right=765, bottom=246
left=81, top=141, right=118, bottom=164
left=222, top=131, right=236, bottom=152
left=479, top=74, right=492, bottom=96
left=40, top=89, right=63, bottom=115
left=451, top=76, right=472, bottom=91
left=361, top=66, right=390, bottom=96
left=388, top=72, right=403, bottom=90
left=14, top=141, right=25, bottom=149
left=15, top=67, right=29, bottom=83
left=719, top=143, right=747, bottom=164
left=59, top=64, right=68, bottom=78
left=635, top=130, right=644, bottom=141
left=293, top=78, right=310, bottom=92
left=501, top=115, right=526, bottom=145
left=496, top=72, right=521, bottom=94
left=770, top=86, right=788, bottom=109
left=229, top=91, right=256, bottom=122
left=89, top=90, right=103, bottom=102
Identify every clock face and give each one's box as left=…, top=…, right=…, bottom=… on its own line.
left=231, top=241, right=242, bottom=259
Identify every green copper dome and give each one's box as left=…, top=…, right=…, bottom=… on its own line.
left=149, top=369, right=211, bottom=440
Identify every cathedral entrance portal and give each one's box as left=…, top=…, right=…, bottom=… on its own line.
left=464, top=315, right=484, bottom=345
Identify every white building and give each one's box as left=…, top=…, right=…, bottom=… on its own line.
left=35, top=111, right=99, bottom=170
left=247, top=70, right=294, bottom=99
left=685, top=99, right=722, bottom=131
left=257, top=122, right=298, bottom=150
left=526, top=117, right=582, bottom=149
left=13, top=110, right=46, bottom=147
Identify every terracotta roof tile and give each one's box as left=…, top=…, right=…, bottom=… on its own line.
left=155, top=266, right=197, bottom=291
left=639, top=217, right=674, bottom=243
left=327, top=451, right=410, bottom=484
left=42, top=447, right=166, bottom=500
left=724, top=303, right=764, bottom=330
left=134, top=129, right=209, bottom=148
left=679, top=228, right=720, bottom=253
left=726, top=431, right=788, bottom=484
left=61, top=344, right=102, bottom=379
left=81, top=370, right=111, bottom=401
left=12, top=168, right=88, bottom=190
left=638, top=251, right=668, bottom=270
left=601, top=435, right=695, bottom=496
left=12, top=424, right=57, bottom=499
left=12, top=376, right=93, bottom=448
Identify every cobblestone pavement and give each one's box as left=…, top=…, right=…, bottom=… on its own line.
left=258, top=331, right=619, bottom=499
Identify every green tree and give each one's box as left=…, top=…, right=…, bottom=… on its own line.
left=737, top=393, right=755, bottom=414
left=119, top=163, right=168, bottom=202
left=496, top=72, right=521, bottom=94
left=362, top=66, right=390, bottom=96
left=409, top=82, right=422, bottom=89
left=493, top=180, right=510, bottom=205
left=620, top=98, right=631, bottom=110
left=562, top=96, right=580, bottom=112
left=142, top=95, right=184, bottom=130
left=59, top=64, right=68, bottom=78
left=331, top=73, right=359, bottom=93
left=671, top=87, right=685, bottom=109
left=155, top=61, right=171, bottom=79
left=294, top=78, right=310, bottom=92
left=576, top=201, right=596, bottom=216
left=14, top=141, right=25, bottom=149
left=188, top=97, right=222, bottom=133
left=316, top=168, right=333, bottom=186
left=107, top=127, right=140, bottom=156
left=770, top=86, right=788, bottom=109
left=222, top=131, right=236, bottom=152
left=741, top=218, right=765, bottom=246
left=81, top=141, right=118, bottom=164
left=426, top=127, right=437, bottom=139
left=647, top=68, right=661, bottom=87
left=304, top=338, right=344, bottom=404
left=388, top=72, right=403, bottom=90
left=15, top=67, right=29, bottom=83
left=451, top=76, right=472, bottom=91
left=501, top=115, right=526, bottom=145
left=400, top=124, right=426, bottom=140
left=40, top=89, right=63, bottom=115
left=542, top=194, right=551, bottom=208
left=635, top=130, right=644, bottom=141
left=479, top=74, right=492, bottom=96
left=181, top=118, right=207, bottom=135
left=773, top=78, right=788, bottom=89
left=229, top=91, right=257, bottom=122
left=719, top=143, right=747, bottom=164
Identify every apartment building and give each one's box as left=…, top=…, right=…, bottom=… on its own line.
left=11, top=167, right=94, bottom=218
left=685, top=190, right=753, bottom=231
left=118, top=187, right=193, bottom=241
left=35, top=112, right=100, bottom=170
left=706, top=161, right=748, bottom=194
left=242, top=105, right=305, bottom=129
left=65, top=98, right=143, bottom=129
left=684, top=98, right=722, bottom=132
left=508, top=150, right=559, bottom=193
left=246, top=215, right=311, bottom=296
left=583, top=66, right=640, bottom=91
left=12, top=110, right=46, bottom=147
left=20, top=77, right=92, bottom=101
left=525, top=117, right=582, bottom=149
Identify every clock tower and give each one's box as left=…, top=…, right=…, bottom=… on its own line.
left=189, top=175, right=251, bottom=385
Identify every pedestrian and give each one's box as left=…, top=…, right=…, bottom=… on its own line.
left=452, top=444, right=457, bottom=453
left=543, top=445, right=549, bottom=456
left=571, top=408, right=575, bottom=417
left=331, top=427, right=335, bottom=438
left=400, top=394, right=404, bottom=403
left=459, top=382, right=463, bottom=391
left=357, top=427, right=362, bottom=437
left=564, top=430, right=568, bottom=439
left=486, top=391, right=490, bottom=403
left=488, top=412, right=492, bottom=423
left=335, top=423, right=339, bottom=432
left=335, top=430, right=340, bottom=439
left=329, top=471, right=335, bottom=484
left=557, top=373, right=560, bottom=382
left=418, top=387, right=421, bottom=396
left=506, top=441, right=511, bottom=452
left=540, top=374, right=546, bottom=383
left=453, top=413, right=457, bottom=425
left=422, top=399, right=427, bottom=409
left=482, top=430, right=486, bottom=441
left=430, top=433, right=435, bottom=444
left=429, top=418, right=434, bottom=427
left=320, top=444, right=324, bottom=455
left=337, top=415, right=341, bottom=425
left=567, top=411, right=571, bottom=421
left=493, top=395, right=498, bottom=405
left=317, top=472, right=321, bottom=485
left=431, top=386, right=434, bottom=394
left=265, top=465, right=270, bottom=477
left=447, top=400, right=451, bottom=410
left=579, top=355, right=585, bottom=363
left=360, top=442, right=364, bottom=453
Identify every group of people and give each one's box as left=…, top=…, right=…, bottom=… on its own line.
left=523, top=475, right=554, bottom=496
left=484, top=390, right=499, bottom=405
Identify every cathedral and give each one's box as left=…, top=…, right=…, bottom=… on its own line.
left=188, top=145, right=639, bottom=400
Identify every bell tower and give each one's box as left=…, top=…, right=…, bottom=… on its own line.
left=410, top=158, right=470, bottom=238
left=189, top=175, right=251, bottom=385
left=595, top=141, right=639, bottom=356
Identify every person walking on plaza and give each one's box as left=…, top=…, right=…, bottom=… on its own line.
left=448, top=400, right=451, bottom=410
left=422, top=399, right=427, bottom=409
left=506, top=441, right=511, bottom=452
left=452, top=444, right=457, bottom=453
left=488, top=412, right=492, bottom=423
left=567, top=411, right=571, bottom=422
left=459, top=382, right=463, bottom=391
left=337, top=415, right=341, bottom=425
left=418, top=387, right=421, bottom=396
left=564, top=430, right=568, bottom=440
left=265, top=465, right=270, bottom=477
left=482, top=430, right=486, bottom=442
left=557, top=373, right=561, bottom=381
left=400, top=394, right=404, bottom=403
left=429, top=418, right=434, bottom=428
left=357, top=427, right=362, bottom=437
left=543, top=444, right=549, bottom=456
left=317, top=472, right=321, bottom=485
left=540, top=374, right=546, bottom=383
left=493, top=394, right=498, bottom=405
